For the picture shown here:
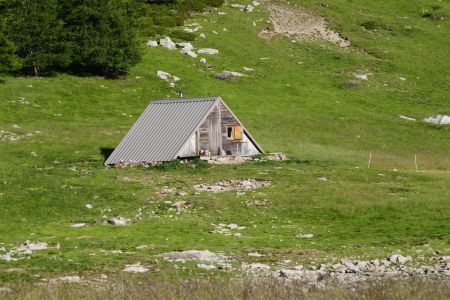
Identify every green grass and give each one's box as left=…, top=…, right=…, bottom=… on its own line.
left=0, top=0, right=449, bottom=283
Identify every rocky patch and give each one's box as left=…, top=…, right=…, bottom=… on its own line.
left=423, top=115, right=450, bottom=125
left=162, top=250, right=228, bottom=262
left=123, top=263, right=149, bottom=273
left=260, top=2, right=350, bottom=48
left=194, top=179, right=271, bottom=193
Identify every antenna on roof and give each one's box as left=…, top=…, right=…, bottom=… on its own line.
left=179, top=90, right=183, bottom=99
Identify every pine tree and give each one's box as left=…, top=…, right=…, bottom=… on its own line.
left=0, top=17, right=20, bottom=73
left=61, top=0, right=141, bottom=77
left=3, top=0, right=71, bottom=76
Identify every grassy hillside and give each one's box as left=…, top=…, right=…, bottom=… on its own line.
left=0, top=0, right=449, bottom=283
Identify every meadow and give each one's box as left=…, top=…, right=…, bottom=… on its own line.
left=0, top=0, right=449, bottom=295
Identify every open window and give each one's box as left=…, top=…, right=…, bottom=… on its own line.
left=226, top=125, right=243, bottom=140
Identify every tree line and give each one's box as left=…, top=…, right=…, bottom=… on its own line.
left=0, top=0, right=145, bottom=77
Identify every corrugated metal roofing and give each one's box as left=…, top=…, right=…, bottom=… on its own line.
left=105, top=97, right=220, bottom=165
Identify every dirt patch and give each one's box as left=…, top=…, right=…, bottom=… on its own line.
left=260, top=1, right=350, bottom=48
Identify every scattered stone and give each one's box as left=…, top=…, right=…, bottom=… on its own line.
left=355, top=74, right=368, bottom=80
left=248, top=252, right=265, bottom=257
left=200, top=33, right=206, bottom=38
left=85, top=203, right=93, bottom=209
left=171, top=201, right=188, bottom=209
left=197, top=48, right=219, bottom=55
left=24, top=241, right=48, bottom=251
left=399, top=77, right=406, bottom=81
left=123, top=263, right=149, bottom=273
left=70, top=223, right=86, bottom=228
left=177, top=42, right=194, bottom=51
left=159, top=37, right=176, bottom=50
left=399, top=115, right=416, bottom=121
left=317, top=177, right=328, bottom=181
left=243, top=67, right=254, bottom=71
left=194, top=179, right=271, bottom=193
left=263, top=153, right=287, bottom=161
left=156, top=70, right=171, bottom=81
left=296, top=233, right=314, bottom=239
left=242, top=263, right=271, bottom=271
left=423, top=115, right=450, bottom=125
left=215, top=70, right=247, bottom=80
left=107, top=217, right=131, bottom=226
left=197, top=263, right=217, bottom=270
left=200, top=58, right=207, bottom=64
left=146, top=40, right=158, bottom=47
left=389, top=254, right=412, bottom=264
left=181, top=50, right=198, bottom=58
left=53, top=276, right=81, bottom=283
left=0, top=253, right=16, bottom=262
left=163, top=250, right=228, bottom=262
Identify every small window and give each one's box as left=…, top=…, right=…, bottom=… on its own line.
left=226, top=126, right=243, bottom=140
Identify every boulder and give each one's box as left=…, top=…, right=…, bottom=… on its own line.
left=177, top=42, right=194, bottom=51
left=423, top=115, right=450, bottom=125
left=146, top=40, right=158, bottom=47
left=107, top=217, right=131, bottom=226
left=159, top=37, right=176, bottom=50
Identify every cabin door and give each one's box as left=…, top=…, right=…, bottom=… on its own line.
left=208, top=115, right=222, bottom=156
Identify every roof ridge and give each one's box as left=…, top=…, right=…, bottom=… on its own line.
left=151, top=96, right=220, bottom=104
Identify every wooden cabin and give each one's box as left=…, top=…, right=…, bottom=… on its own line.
left=105, top=96, right=263, bottom=165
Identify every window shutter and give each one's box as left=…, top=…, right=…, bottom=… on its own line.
left=233, top=126, right=243, bottom=140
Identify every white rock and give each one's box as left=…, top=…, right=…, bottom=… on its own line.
left=197, top=48, right=219, bottom=55
left=0, top=253, right=16, bottom=261
left=146, top=40, right=158, bottom=47
left=70, top=223, right=86, bottom=228
left=159, top=37, right=176, bottom=50
left=399, top=115, right=416, bottom=121
left=123, top=263, right=149, bottom=273
left=423, top=115, right=450, bottom=125
left=172, top=76, right=181, bottom=82
left=231, top=4, right=246, bottom=10
left=244, top=5, right=254, bottom=12
left=248, top=252, right=264, bottom=257
left=177, top=42, right=194, bottom=51
left=200, top=58, right=207, bottom=64
left=156, top=70, right=171, bottom=81
left=389, top=254, right=412, bottom=264
left=181, top=50, right=198, bottom=58
left=355, top=74, right=368, bottom=80
left=242, top=263, right=270, bottom=270
left=197, top=263, right=216, bottom=270
left=85, top=203, right=93, bottom=209
left=107, top=217, right=131, bottom=226
left=200, top=33, right=206, bottom=38
left=227, top=223, right=238, bottom=230
left=399, top=77, right=406, bottom=81
left=296, top=233, right=314, bottom=238
left=163, top=250, right=227, bottom=262
left=243, top=67, right=254, bottom=71
left=25, top=241, right=48, bottom=251
left=55, top=276, right=81, bottom=283
left=252, top=1, right=260, bottom=6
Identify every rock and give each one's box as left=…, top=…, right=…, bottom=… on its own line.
left=200, top=58, right=207, bottom=64
left=244, top=5, right=254, bottom=12
left=197, top=263, right=216, bottom=270
left=85, top=203, right=93, bottom=209
left=70, top=223, right=86, bottom=228
left=214, top=71, right=247, bottom=80
left=399, top=77, right=406, bottom=81
left=156, top=71, right=171, bottom=81
left=200, top=33, right=206, bottom=38
left=399, top=115, right=416, bottom=121
left=146, top=40, right=158, bottom=47
left=197, top=48, right=219, bottom=55
left=355, top=74, right=368, bottom=80
left=317, top=177, right=328, bottom=181
left=227, top=223, right=238, bottom=230
left=54, top=276, right=81, bottom=283
left=25, top=241, right=48, bottom=251
left=163, top=250, right=228, bottom=262
left=181, top=50, right=198, bottom=58
left=175, top=191, right=188, bottom=197
left=296, top=233, right=314, bottom=239
left=107, top=217, right=131, bottom=226
left=171, top=201, right=187, bottom=209
left=248, top=252, right=264, bottom=257
left=123, top=263, right=149, bottom=273
left=264, top=153, right=287, bottom=161
left=231, top=4, right=246, bottom=10
left=242, top=263, right=270, bottom=271
left=159, top=37, right=176, bottom=50
left=0, top=253, right=16, bottom=262
left=279, top=268, right=304, bottom=279
left=195, top=179, right=271, bottom=193
left=333, top=264, right=347, bottom=273
left=177, top=42, right=194, bottom=51
left=243, top=67, right=254, bottom=71
left=389, top=254, right=412, bottom=264
left=423, top=115, right=450, bottom=125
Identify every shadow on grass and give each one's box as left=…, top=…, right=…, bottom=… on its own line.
left=100, top=147, right=114, bottom=163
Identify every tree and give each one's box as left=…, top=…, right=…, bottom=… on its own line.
left=61, top=0, right=142, bottom=77
left=3, top=0, right=71, bottom=76
left=0, top=17, right=20, bottom=73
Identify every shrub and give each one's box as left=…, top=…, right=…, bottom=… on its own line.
left=201, top=0, right=224, bottom=7
left=422, top=7, right=446, bottom=21
left=170, top=29, right=196, bottom=41
left=179, top=0, right=207, bottom=12
left=155, top=160, right=183, bottom=171
left=153, top=16, right=184, bottom=27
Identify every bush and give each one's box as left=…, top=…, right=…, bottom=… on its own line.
left=170, top=29, right=196, bottom=41
left=201, top=0, right=224, bottom=7
left=155, top=160, right=183, bottom=171
left=153, top=16, right=184, bottom=27
left=179, top=0, right=207, bottom=12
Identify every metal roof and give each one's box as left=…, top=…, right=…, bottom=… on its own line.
left=105, top=97, right=220, bottom=165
